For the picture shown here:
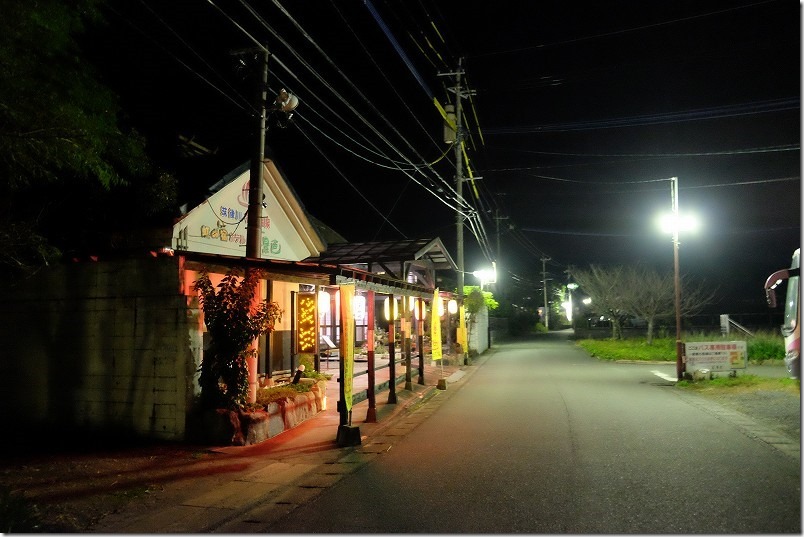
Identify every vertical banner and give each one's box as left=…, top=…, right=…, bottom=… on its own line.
left=458, top=305, right=468, bottom=354
left=431, top=289, right=443, bottom=361
left=340, top=284, right=355, bottom=412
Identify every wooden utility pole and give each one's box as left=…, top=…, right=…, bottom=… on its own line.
left=438, top=58, right=474, bottom=301
left=454, top=58, right=465, bottom=299
left=542, top=256, right=551, bottom=330
left=246, top=46, right=269, bottom=259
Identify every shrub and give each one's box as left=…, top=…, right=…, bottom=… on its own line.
left=746, top=332, right=785, bottom=361
left=255, top=383, right=312, bottom=407
left=303, top=370, right=332, bottom=381
left=193, top=269, right=283, bottom=409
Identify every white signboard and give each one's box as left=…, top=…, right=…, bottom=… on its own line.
left=172, top=167, right=316, bottom=261
left=685, top=341, right=748, bottom=371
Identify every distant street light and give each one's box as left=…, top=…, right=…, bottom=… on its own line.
left=658, top=177, right=699, bottom=381
left=472, top=261, right=497, bottom=290
left=565, top=282, right=578, bottom=323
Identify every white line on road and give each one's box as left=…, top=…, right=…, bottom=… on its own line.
left=651, top=370, right=678, bottom=382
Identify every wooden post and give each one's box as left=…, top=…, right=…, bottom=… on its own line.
left=417, top=297, right=425, bottom=385
left=387, top=293, right=397, bottom=404
left=366, top=290, right=377, bottom=422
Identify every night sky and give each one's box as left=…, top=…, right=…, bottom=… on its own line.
left=93, top=0, right=800, bottom=314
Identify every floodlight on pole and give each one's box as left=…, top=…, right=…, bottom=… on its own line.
left=472, top=262, right=497, bottom=289
left=566, top=282, right=578, bottom=323
left=657, top=177, right=700, bottom=381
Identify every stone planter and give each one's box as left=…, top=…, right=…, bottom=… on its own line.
left=190, top=379, right=327, bottom=446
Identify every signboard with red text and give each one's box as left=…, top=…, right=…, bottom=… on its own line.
left=685, top=341, right=748, bottom=371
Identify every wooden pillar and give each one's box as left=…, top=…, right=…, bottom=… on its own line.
left=387, top=293, right=397, bottom=404
left=336, top=289, right=347, bottom=427
left=417, top=297, right=425, bottom=385
left=366, top=290, right=377, bottom=422
left=403, top=295, right=413, bottom=391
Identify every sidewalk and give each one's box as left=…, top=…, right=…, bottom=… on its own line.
left=92, top=352, right=481, bottom=533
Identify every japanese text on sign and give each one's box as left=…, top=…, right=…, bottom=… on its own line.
left=685, top=341, right=747, bottom=371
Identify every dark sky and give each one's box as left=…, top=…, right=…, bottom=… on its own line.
left=95, top=0, right=800, bottom=313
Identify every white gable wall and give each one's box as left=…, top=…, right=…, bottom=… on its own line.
left=172, top=162, right=324, bottom=261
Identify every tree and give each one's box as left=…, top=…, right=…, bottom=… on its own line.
left=618, top=265, right=674, bottom=344
left=570, top=265, right=630, bottom=339
left=194, top=270, right=283, bottom=409
left=0, top=0, right=176, bottom=282
left=571, top=264, right=717, bottom=343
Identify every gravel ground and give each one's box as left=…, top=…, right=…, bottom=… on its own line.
left=691, top=388, right=801, bottom=440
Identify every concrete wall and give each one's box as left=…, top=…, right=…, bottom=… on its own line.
left=0, top=256, right=196, bottom=441
left=468, top=306, right=489, bottom=355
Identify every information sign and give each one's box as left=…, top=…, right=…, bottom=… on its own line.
left=685, top=341, right=748, bottom=371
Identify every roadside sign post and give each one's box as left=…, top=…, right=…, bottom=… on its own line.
left=685, top=341, right=748, bottom=375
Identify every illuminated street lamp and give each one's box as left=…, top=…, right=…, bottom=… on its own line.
left=565, top=282, right=579, bottom=323
left=471, top=261, right=497, bottom=290
left=658, top=177, right=700, bottom=381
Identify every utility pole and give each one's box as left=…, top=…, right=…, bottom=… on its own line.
left=494, top=209, right=508, bottom=298
left=454, top=57, right=465, bottom=299
left=541, top=256, right=551, bottom=330
left=246, top=46, right=270, bottom=259
left=438, top=57, right=474, bottom=301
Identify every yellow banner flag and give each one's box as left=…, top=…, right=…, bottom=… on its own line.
left=339, top=284, right=355, bottom=412
left=458, top=305, right=468, bottom=355
left=431, top=289, right=442, bottom=361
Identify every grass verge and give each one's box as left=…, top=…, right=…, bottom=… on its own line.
left=676, top=375, right=800, bottom=394
left=576, top=332, right=786, bottom=363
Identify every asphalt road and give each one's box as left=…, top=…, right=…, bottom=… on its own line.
left=249, top=333, right=801, bottom=533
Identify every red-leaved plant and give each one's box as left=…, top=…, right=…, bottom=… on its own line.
left=194, top=269, right=282, bottom=409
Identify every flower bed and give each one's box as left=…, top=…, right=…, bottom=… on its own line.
left=193, top=379, right=327, bottom=446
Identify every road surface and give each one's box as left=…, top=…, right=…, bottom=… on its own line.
left=238, top=333, right=802, bottom=533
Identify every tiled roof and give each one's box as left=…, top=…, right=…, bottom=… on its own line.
left=305, top=238, right=457, bottom=271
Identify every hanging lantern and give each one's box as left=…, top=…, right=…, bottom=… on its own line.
left=317, top=290, right=330, bottom=312
left=383, top=297, right=399, bottom=320
left=413, top=298, right=426, bottom=320
left=353, top=294, right=366, bottom=321
left=448, top=299, right=458, bottom=314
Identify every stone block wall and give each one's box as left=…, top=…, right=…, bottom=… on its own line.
left=0, top=256, right=197, bottom=441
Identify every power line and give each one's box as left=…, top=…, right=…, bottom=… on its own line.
left=484, top=98, right=799, bottom=135
left=471, top=0, right=780, bottom=60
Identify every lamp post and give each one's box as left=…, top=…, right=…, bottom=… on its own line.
left=566, top=282, right=578, bottom=326
left=659, top=177, right=699, bottom=381
left=671, top=177, right=683, bottom=381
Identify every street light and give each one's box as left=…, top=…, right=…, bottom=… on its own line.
left=472, top=262, right=497, bottom=290
left=658, top=177, right=700, bottom=381
left=565, top=283, right=579, bottom=323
